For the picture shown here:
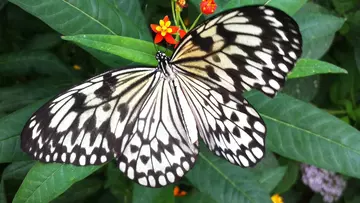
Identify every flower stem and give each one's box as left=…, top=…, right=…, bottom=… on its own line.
left=189, top=13, right=203, bottom=31
left=171, top=0, right=177, bottom=26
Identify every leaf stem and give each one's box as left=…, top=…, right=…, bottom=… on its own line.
left=189, top=13, right=203, bottom=31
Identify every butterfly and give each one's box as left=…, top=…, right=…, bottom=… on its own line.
left=21, top=5, right=302, bottom=187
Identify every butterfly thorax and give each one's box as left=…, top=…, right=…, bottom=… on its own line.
left=156, top=51, right=175, bottom=80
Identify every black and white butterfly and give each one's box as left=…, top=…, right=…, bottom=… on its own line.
left=21, top=5, right=302, bottom=187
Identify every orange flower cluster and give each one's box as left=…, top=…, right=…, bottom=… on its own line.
left=150, top=16, right=187, bottom=46
left=150, top=0, right=217, bottom=47
left=200, top=0, right=217, bottom=15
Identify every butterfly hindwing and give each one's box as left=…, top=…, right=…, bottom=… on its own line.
left=171, top=5, right=302, bottom=97
left=116, top=76, right=198, bottom=187
left=177, top=73, right=265, bottom=167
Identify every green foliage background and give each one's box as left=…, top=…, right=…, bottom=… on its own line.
left=0, top=0, right=359, bottom=202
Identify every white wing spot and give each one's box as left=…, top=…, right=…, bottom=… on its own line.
left=158, top=175, right=167, bottom=186
left=148, top=175, right=156, bottom=187
left=138, top=177, right=148, bottom=186
left=70, top=152, right=76, bottom=163
left=262, top=86, right=275, bottom=95
left=289, top=51, right=297, bottom=59
left=29, top=120, right=36, bottom=128
left=119, top=162, right=126, bottom=172
left=246, top=150, right=256, bottom=163
left=278, top=63, right=289, bottom=72
left=101, top=155, right=107, bottom=163
left=176, top=167, right=184, bottom=176
left=239, top=155, right=249, bottom=167
left=53, top=153, right=58, bottom=161
left=253, top=132, right=265, bottom=146
left=272, top=71, right=284, bottom=79
left=127, top=167, right=135, bottom=179
left=269, top=79, right=280, bottom=90
left=90, top=154, right=97, bottom=164
left=61, top=153, right=67, bottom=162
left=254, top=121, right=266, bottom=133
left=264, top=9, right=274, bottom=15
left=183, top=161, right=190, bottom=170
left=79, top=155, right=86, bottom=166
left=166, top=172, right=175, bottom=183
left=252, top=147, right=264, bottom=159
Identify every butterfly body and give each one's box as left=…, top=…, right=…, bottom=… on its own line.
left=21, top=5, right=302, bottom=187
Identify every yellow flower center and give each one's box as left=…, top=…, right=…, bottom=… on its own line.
left=156, top=19, right=172, bottom=36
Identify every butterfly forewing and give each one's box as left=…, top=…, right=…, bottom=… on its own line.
left=21, top=67, right=157, bottom=165
left=172, top=5, right=302, bottom=98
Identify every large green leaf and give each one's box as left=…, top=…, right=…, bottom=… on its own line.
left=0, top=78, right=73, bottom=113
left=132, top=185, right=174, bottom=203
left=294, top=2, right=345, bottom=59
left=246, top=91, right=360, bottom=179
left=257, top=166, right=287, bottom=193
left=223, top=0, right=307, bottom=15
left=273, top=158, right=300, bottom=194
left=8, top=0, right=151, bottom=67
left=0, top=98, right=50, bottom=163
left=186, top=146, right=271, bottom=203
left=51, top=178, right=103, bottom=203
left=288, top=59, right=347, bottom=79
left=0, top=51, right=71, bottom=76
left=2, top=161, right=35, bottom=180
left=13, top=163, right=101, bottom=203
left=62, top=35, right=160, bottom=66
left=282, top=75, right=320, bottom=102
left=176, top=190, right=217, bottom=203
left=0, top=180, right=6, bottom=203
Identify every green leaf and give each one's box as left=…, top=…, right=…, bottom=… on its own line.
left=51, top=178, right=103, bottom=203
left=176, top=190, right=216, bottom=203
left=257, top=166, right=287, bottom=193
left=13, top=163, right=101, bottom=203
left=132, top=185, right=174, bottom=203
left=24, top=33, right=62, bottom=50
left=8, top=0, right=151, bottom=67
left=246, top=91, right=360, bottom=179
left=105, top=162, right=132, bottom=201
left=294, top=2, right=345, bottom=59
left=0, top=78, right=74, bottom=113
left=62, top=35, right=160, bottom=66
left=2, top=161, right=35, bottom=180
left=0, top=0, right=7, bottom=10
left=186, top=146, right=271, bottom=203
left=226, top=0, right=306, bottom=15
left=0, top=51, right=71, bottom=76
left=288, top=59, right=347, bottom=78
left=0, top=180, right=6, bottom=203
left=0, top=98, right=50, bottom=163
left=282, top=75, right=320, bottom=102
left=273, top=158, right=300, bottom=194
left=331, top=0, right=357, bottom=14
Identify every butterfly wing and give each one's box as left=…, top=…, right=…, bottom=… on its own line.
left=116, top=77, right=198, bottom=187
left=21, top=67, right=157, bottom=165
left=171, top=5, right=302, bottom=97
left=21, top=67, right=198, bottom=187
left=171, top=5, right=302, bottom=166
left=177, top=74, right=265, bottom=167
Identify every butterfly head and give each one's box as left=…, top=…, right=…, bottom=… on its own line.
left=155, top=51, right=169, bottom=63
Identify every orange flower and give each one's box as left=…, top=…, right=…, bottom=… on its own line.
left=200, top=0, right=217, bottom=15
left=177, top=0, right=187, bottom=8
left=173, top=186, right=187, bottom=197
left=174, top=29, right=187, bottom=48
left=150, top=16, right=179, bottom=44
